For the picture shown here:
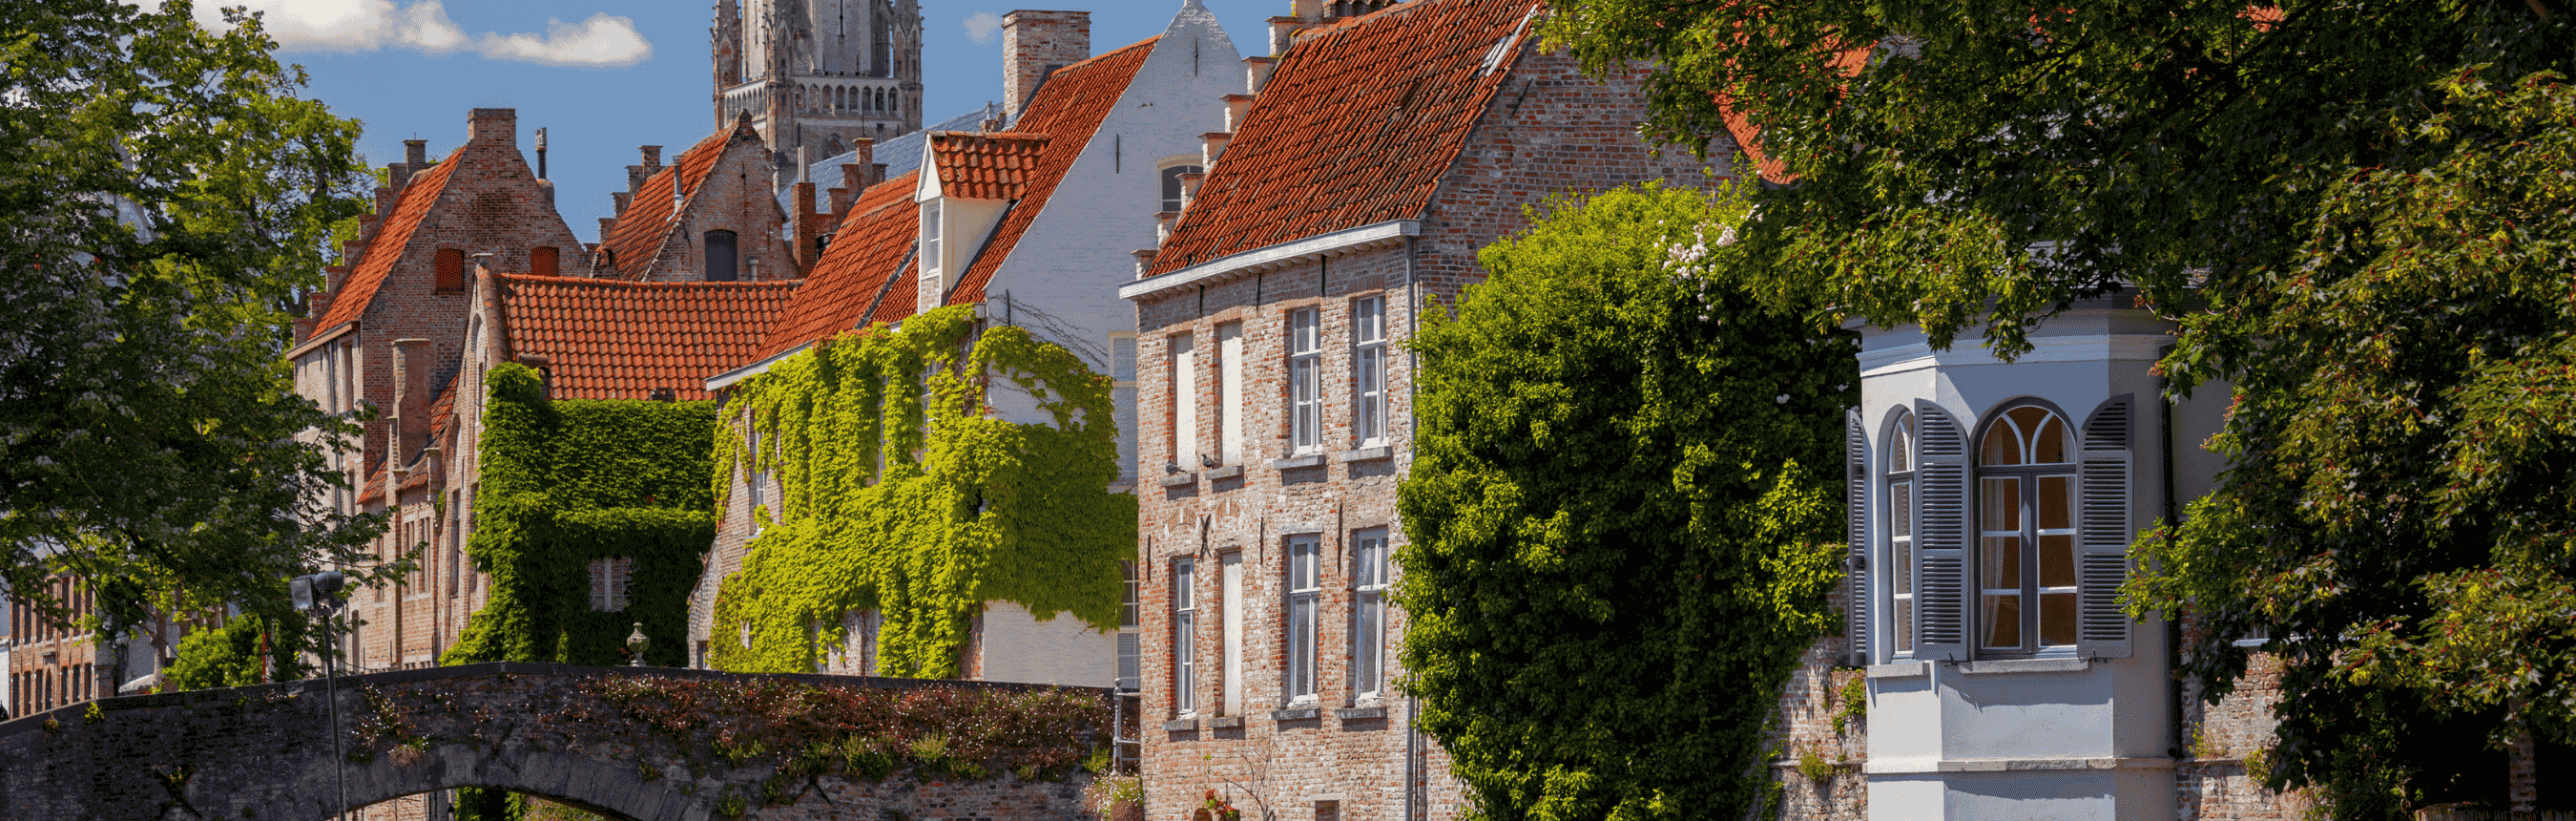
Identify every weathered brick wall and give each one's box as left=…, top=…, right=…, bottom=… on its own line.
left=1773, top=637, right=1867, bottom=821
left=2176, top=649, right=2314, bottom=820
left=634, top=137, right=800, bottom=284
left=0, top=663, right=1108, bottom=821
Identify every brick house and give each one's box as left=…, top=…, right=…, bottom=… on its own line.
left=5, top=573, right=185, bottom=717
left=1120, top=2, right=1718, bottom=821
left=690, top=2, right=1247, bottom=686
left=589, top=115, right=803, bottom=283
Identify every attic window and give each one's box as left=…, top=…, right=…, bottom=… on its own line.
left=434, top=248, right=465, bottom=291
left=706, top=230, right=739, bottom=282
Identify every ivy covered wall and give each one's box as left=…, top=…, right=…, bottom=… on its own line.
left=444, top=363, right=716, bottom=667
left=711, top=305, right=1135, bottom=678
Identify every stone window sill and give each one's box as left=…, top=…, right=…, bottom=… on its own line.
left=1958, top=657, right=2091, bottom=675
left=1272, top=453, right=1325, bottom=470
left=1336, top=706, right=1387, bottom=720
left=1337, top=446, right=1392, bottom=462
left=1157, top=472, right=1196, bottom=488
left=1207, top=715, right=1245, bottom=728
left=1162, top=718, right=1198, bottom=731
left=1205, top=464, right=1244, bottom=480
left=1271, top=707, right=1320, bottom=721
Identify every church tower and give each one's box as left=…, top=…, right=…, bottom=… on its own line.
left=712, top=0, right=924, bottom=189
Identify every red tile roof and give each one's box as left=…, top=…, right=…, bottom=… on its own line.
left=307, top=150, right=463, bottom=336
left=867, top=260, right=923, bottom=328
left=1147, top=0, right=1538, bottom=275
left=941, top=36, right=1158, bottom=305
left=494, top=273, right=799, bottom=400
left=755, top=171, right=923, bottom=359
left=596, top=121, right=753, bottom=278
left=1718, top=46, right=1871, bottom=184
left=927, top=133, right=1051, bottom=201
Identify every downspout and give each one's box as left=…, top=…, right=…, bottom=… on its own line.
left=1402, top=233, right=1422, bottom=821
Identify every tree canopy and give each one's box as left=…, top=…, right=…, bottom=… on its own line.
left=0, top=0, right=381, bottom=638
left=1538, top=0, right=2576, bottom=814
left=1396, top=183, right=1853, bottom=821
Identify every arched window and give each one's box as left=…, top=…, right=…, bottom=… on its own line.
left=1885, top=410, right=1917, bottom=657
left=705, top=230, right=738, bottom=282
left=1976, top=402, right=2078, bottom=653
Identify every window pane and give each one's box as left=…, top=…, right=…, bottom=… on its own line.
left=2040, top=592, right=2079, bottom=646
left=1356, top=591, right=1381, bottom=693
left=1291, top=596, right=1316, bottom=697
left=1890, top=415, right=1913, bottom=473
left=2031, top=414, right=2071, bottom=464
left=1981, top=417, right=2025, bottom=465
left=1892, top=540, right=1913, bottom=596
left=1982, top=536, right=2022, bottom=590
left=2038, top=474, right=2074, bottom=531
left=1982, top=594, right=2022, bottom=648
left=1891, top=480, right=1912, bottom=539
left=1981, top=477, right=2021, bottom=532
left=2040, top=534, right=2077, bottom=588
left=1896, top=600, right=1914, bottom=653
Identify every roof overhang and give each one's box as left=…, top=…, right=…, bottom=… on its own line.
left=283, top=321, right=359, bottom=361
left=703, top=341, right=813, bottom=392
left=1120, top=220, right=1420, bottom=302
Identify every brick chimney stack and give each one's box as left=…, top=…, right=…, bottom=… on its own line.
left=793, top=147, right=819, bottom=276
left=467, top=108, right=516, bottom=147
left=392, top=337, right=432, bottom=465
left=1002, top=11, right=1090, bottom=116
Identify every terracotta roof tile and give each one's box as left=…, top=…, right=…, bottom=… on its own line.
left=755, top=171, right=923, bottom=359
left=1719, top=46, right=1871, bottom=185
left=307, top=151, right=463, bottom=335
left=494, top=274, right=799, bottom=400
left=426, top=370, right=459, bottom=452
left=1147, top=0, right=1538, bottom=275
left=597, top=122, right=752, bottom=277
left=927, top=133, right=1051, bottom=201
left=941, top=36, right=1158, bottom=306
left=866, top=260, right=922, bottom=328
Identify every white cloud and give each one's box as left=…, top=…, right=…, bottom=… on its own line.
left=963, top=11, right=1001, bottom=46
left=197, top=0, right=652, bottom=68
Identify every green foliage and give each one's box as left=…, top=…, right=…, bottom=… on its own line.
left=163, top=612, right=312, bottom=690
left=1396, top=183, right=1855, bottom=821
left=711, top=305, right=1135, bottom=677
left=1830, top=675, right=1865, bottom=736
left=442, top=363, right=714, bottom=668
left=0, top=0, right=386, bottom=642
left=2124, top=72, right=2576, bottom=815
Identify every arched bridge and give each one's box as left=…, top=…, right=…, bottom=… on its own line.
left=0, top=662, right=1118, bottom=821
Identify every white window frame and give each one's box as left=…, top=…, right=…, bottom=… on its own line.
left=1174, top=557, right=1197, bottom=715
left=1352, top=297, right=1387, bottom=447
left=921, top=198, right=943, bottom=276
left=1220, top=551, right=1245, bottom=715
left=1285, top=535, right=1321, bottom=705
left=1170, top=334, right=1197, bottom=466
left=1352, top=528, right=1389, bottom=703
left=1218, top=323, right=1245, bottom=463
left=1288, top=308, right=1322, bottom=454
left=1974, top=403, right=2081, bottom=656
left=1886, top=411, right=1916, bottom=658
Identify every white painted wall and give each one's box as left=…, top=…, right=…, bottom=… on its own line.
left=976, top=602, right=1118, bottom=686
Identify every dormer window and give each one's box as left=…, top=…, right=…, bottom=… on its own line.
left=922, top=198, right=943, bottom=274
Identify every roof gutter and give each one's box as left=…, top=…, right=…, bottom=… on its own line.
left=704, top=341, right=813, bottom=392
left=283, top=321, right=359, bottom=361
left=1119, top=220, right=1420, bottom=302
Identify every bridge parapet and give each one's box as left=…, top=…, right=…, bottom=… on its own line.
left=0, top=662, right=1115, bottom=821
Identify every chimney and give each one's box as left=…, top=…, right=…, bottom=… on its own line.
left=1224, top=94, right=1257, bottom=131
left=405, top=138, right=427, bottom=167
left=793, top=148, right=819, bottom=275
left=1244, top=56, right=1279, bottom=94
left=849, top=137, right=876, bottom=185
left=393, top=338, right=433, bottom=465
left=837, top=162, right=864, bottom=211
left=641, top=145, right=663, bottom=172
left=467, top=108, right=517, bottom=147
left=1002, top=11, right=1090, bottom=115
left=829, top=184, right=853, bottom=219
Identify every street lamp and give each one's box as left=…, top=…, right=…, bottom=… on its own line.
left=293, top=571, right=347, bottom=821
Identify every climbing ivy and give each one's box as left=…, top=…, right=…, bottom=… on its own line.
left=711, top=305, right=1134, bottom=677
left=442, top=363, right=715, bottom=669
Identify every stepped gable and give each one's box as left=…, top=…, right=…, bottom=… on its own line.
left=1146, top=0, right=1539, bottom=275
left=939, top=36, right=1157, bottom=306
left=926, top=133, right=1051, bottom=201
left=493, top=273, right=798, bottom=400
left=596, top=124, right=744, bottom=277
left=754, top=170, right=924, bottom=359
left=305, top=153, right=462, bottom=336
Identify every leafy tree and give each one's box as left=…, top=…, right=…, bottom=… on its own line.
left=0, top=0, right=383, bottom=642
left=2128, top=71, right=2576, bottom=814
left=1396, top=183, right=1853, bottom=821
left=162, top=610, right=313, bottom=690
left=1539, top=0, right=2576, bottom=813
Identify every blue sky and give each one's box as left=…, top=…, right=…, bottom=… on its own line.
left=229, top=0, right=1281, bottom=246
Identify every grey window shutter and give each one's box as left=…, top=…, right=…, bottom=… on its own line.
left=1912, top=400, right=1970, bottom=661
left=1845, top=409, right=1870, bottom=666
left=2078, top=396, right=2136, bottom=659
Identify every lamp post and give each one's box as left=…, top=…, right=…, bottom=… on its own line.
left=293, top=571, right=347, bottom=821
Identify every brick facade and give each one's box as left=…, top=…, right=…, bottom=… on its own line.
left=1129, top=4, right=1723, bottom=821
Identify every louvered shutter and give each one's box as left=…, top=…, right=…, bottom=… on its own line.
left=1912, top=400, right=1970, bottom=661
left=1845, top=410, right=1870, bottom=666
left=2078, top=397, right=2136, bottom=659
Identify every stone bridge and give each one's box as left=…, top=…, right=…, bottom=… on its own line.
left=0, top=662, right=1119, bottom=821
